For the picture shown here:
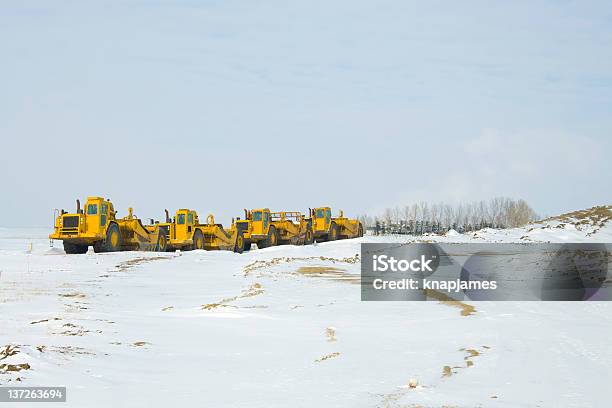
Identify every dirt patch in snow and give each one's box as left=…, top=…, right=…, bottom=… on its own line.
left=30, top=317, right=62, bottom=325
left=0, top=363, right=30, bottom=372
left=59, top=292, right=86, bottom=298
left=33, top=344, right=94, bottom=357
left=0, top=346, right=31, bottom=383
left=296, top=266, right=360, bottom=284
left=442, top=346, right=489, bottom=377
left=202, top=283, right=264, bottom=310
left=424, top=289, right=476, bottom=316
left=243, top=254, right=360, bottom=276
left=314, top=352, right=340, bottom=363
left=114, top=256, right=173, bottom=272
left=1, top=343, right=95, bottom=381
left=58, top=346, right=93, bottom=356
left=53, top=322, right=98, bottom=337
left=0, top=345, right=20, bottom=360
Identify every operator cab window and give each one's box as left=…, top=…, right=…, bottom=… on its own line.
left=177, top=214, right=186, bottom=224
left=100, top=203, right=108, bottom=226
left=253, top=211, right=262, bottom=221
left=87, top=204, right=98, bottom=215
left=316, top=209, right=324, bottom=218
left=188, top=213, right=194, bottom=224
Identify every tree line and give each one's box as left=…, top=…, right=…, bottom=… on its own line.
left=357, top=197, right=539, bottom=234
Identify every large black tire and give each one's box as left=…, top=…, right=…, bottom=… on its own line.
left=63, top=241, right=88, bottom=254
left=234, top=232, right=245, bottom=254
left=358, top=223, right=364, bottom=238
left=328, top=222, right=338, bottom=241
left=243, top=238, right=251, bottom=252
left=193, top=229, right=204, bottom=250
left=258, top=226, right=278, bottom=249
left=94, top=223, right=121, bottom=253
left=157, top=231, right=168, bottom=252
left=304, top=227, right=314, bottom=245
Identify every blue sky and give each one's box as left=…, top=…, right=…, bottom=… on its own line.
left=1, top=0, right=611, bottom=226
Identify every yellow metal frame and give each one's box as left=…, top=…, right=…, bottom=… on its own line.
left=311, top=206, right=363, bottom=241
left=49, top=197, right=165, bottom=252
left=162, top=209, right=243, bottom=252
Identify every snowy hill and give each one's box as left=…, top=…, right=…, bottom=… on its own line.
left=0, top=206, right=611, bottom=407
left=435, top=205, right=612, bottom=243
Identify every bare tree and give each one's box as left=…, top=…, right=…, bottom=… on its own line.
left=506, top=199, right=537, bottom=227
left=382, top=208, right=392, bottom=226
left=392, top=206, right=402, bottom=224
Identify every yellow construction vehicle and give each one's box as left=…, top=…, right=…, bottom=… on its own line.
left=237, top=208, right=314, bottom=249
left=271, top=211, right=314, bottom=245
left=49, top=197, right=167, bottom=254
left=160, top=209, right=246, bottom=253
left=236, top=208, right=275, bottom=249
left=310, top=207, right=363, bottom=242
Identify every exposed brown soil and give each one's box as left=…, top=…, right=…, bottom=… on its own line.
left=42, top=321, right=101, bottom=337
left=30, top=317, right=62, bottom=325
left=243, top=254, right=360, bottom=276
left=0, top=345, right=19, bottom=360
left=314, top=352, right=340, bottom=363
left=442, top=346, right=488, bottom=378
left=539, top=205, right=612, bottom=234
left=58, top=293, right=86, bottom=298
left=0, top=363, right=30, bottom=372
left=115, top=256, right=172, bottom=272
left=0, top=346, right=31, bottom=377
left=424, top=289, right=476, bottom=316
left=202, top=283, right=264, bottom=310
left=296, top=266, right=360, bottom=284
left=36, top=345, right=94, bottom=356
left=442, top=365, right=453, bottom=377
left=543, top=205, right=612, bottom=226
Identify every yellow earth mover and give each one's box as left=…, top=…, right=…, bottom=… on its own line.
left=49, top=197, right=167, bottom=254
left=237, top=208, right=314, bottom=249
left=271, top=211, right=314, bottom=245
left=160, top=209, right=246, bottom=253
left=310, top=207, right=363, bottom=242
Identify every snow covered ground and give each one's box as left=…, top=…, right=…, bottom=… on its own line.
left=1, top=209, right=611, bottom=407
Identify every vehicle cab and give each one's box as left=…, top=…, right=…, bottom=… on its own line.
left=173, top=209, right=198, bottom=242
left=50, top=197, right=115, bottom=242
left=312, top=206, right=332, bottom=234
left=248, top=208, right=271, bottom=239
